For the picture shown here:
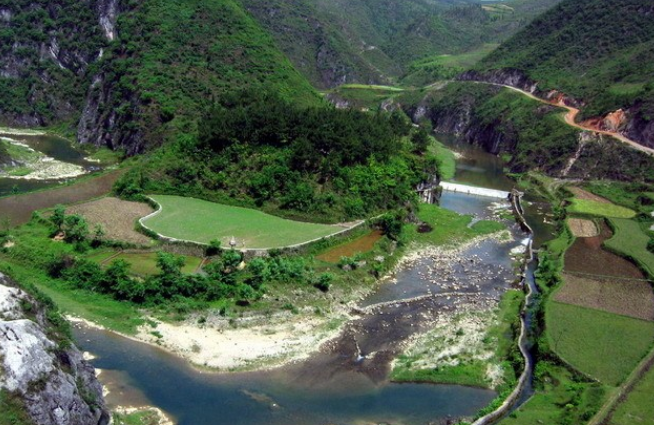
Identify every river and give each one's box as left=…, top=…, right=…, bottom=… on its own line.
left=72, top=138, right=555, bottom=425
left=0, top=131, right=99, bottom=197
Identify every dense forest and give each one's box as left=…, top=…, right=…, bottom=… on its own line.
left=115, top=92, right=438, bottom=221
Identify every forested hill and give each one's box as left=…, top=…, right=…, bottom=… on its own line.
left=242, top=0, right=564, bottom=88
left=475, top=0, right=654, bottom=147
left=0, top=0, right=318, bottom=153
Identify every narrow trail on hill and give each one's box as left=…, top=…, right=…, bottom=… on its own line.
left=483, top=82, right=654, bottom=157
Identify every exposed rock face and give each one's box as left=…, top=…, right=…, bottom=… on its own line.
left=458, top=68, right=654, bottom=149
left=0, top=273, right=109, bottom=425
left=458, top=69, right=539, bottom=95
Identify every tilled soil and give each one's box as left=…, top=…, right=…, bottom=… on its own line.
left=68, top=197, right=154, bottom=245
left=556, top=273, right=654, bottom=321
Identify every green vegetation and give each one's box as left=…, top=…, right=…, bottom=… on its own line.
left=430, top=138, right=457, bottom=181
left=0, top=389, right=34, bottom=425
left=502, top=363, right=606, bottom=425
left=585, top=180, right=654, bottom=213
left=421, top=82, right=582, bottom=174
left=402, top=44, right=499, bottom=87
left=546, top=302, right=654, bottom=386
left=392, top=289, right=524, bottom=389
left=143, top=195, right=342, bottom=249
left=610, top=364, right=654, bottom=425
left=567, top=199, right=636, bottom=219
left=112, top=409, right=164, bottom=425
left=93, top=252, right=203, bottom=277
left=404, top=203, right=505, bottom=247
left=605, top=218, right=654, bottom=277
left=478, top=0, right=654, bottom=120
left=115, top=92, right=437, bottom=222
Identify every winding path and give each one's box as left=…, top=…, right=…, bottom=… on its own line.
left=488, top=83, right=654, bottom=157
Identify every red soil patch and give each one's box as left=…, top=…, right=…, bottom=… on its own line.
left=317, top=230, right=383, bottom=263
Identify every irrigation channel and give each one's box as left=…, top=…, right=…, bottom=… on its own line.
left=0, top=130, right=100, bottom=197
left=72, top=136, right=555, bottom=425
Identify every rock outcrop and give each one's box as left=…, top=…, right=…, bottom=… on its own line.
left=0, top=273, right=109, bottom=425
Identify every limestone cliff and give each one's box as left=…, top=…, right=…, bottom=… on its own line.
left=0, top=273, right=109, bottom=425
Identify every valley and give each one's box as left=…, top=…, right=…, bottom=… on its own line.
left=2, top=0, right=654, bottom=424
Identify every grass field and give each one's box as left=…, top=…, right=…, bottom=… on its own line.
left=430, top=138, right=456, bottom=181
left=610, top=362, right=654, bottom=425
left=547, top=302, right=654, bottom=386
left=110, top=252, right=203, bottom=276
left=605, top=218, right=654, bottom=278
left=405, top=204, right=506, bottom=247
left=142, top=195, right=346, bottom=249
left=568, top=199, right=636, bottom=218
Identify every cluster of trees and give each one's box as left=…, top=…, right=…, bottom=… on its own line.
left=49, top=249, right=333, bottom=306
left=115, top=91, right=438, bottom=221
left=49, top=206, right=105, bottom=249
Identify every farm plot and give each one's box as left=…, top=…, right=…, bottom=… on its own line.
left=546, top=302, right=654, bottom=386
left=92, top=251, right=203, bottom=276
left=142, top=195, right=350, bottom=249
left=67, top=197, right=154, bottom=245
left=568, top=198, right=636, bottom=218
left=555, top=273, right=654, bottom=321
left=610, top=360, right=654, bottom=425
left=567, top=218, right=599, bottom=237
left=605, top=218, right=654, bottom=278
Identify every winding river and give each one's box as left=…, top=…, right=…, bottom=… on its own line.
left=0, top=131, right=99, bottom=197
left=72, top=137, right=555, bottom=425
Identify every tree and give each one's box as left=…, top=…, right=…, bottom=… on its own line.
left=63, top=214, right=89, bottom=243
left=50, top=205, right=66, bottom=232
left=205, top=239, right=222, bottom=256
left=92, top=224, right=106, bottom=247
left=411, top=128, right=431, bottom=154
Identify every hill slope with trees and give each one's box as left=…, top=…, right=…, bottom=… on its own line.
left=475, top=0, right=654, bottom=147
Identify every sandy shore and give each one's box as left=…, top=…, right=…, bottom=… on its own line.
left=67, top=229, right=511, bottom=374
left=68, top=309, right=351, bottom=372
left=0, top=127, right=47, bottom=136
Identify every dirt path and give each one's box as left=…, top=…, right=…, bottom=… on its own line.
left=494, top=84, right=654, bottom=157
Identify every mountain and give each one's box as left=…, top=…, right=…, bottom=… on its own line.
left=0, top=0, right=319, bottom=153
left=474, top=0, right=654, bottom=148
left=242, top=0, right=565, bottom=88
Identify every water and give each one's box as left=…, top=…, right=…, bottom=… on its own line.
left=0, top=132, right=98, bottom=197
left=74, top=326, right=495, bottom=425
left=70, top=135, right=554, bottom=424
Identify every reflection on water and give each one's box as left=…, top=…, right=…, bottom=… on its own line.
left=74, top=325, right=495, bottom=425
left=0, top=132, right=98, bottom=197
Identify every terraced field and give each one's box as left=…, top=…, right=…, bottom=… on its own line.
left=142, top=195, right=352, bottom=249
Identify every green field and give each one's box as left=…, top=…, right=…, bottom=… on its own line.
left=610, top=363, right=654, bottom=425
left=405, top=204, right=506, bottom=247
left=568, top=199, right=636, bottom=218
left=605, top=218, right=654, bottom=278
left=430, top=139, right=456, bottom=180
left=143, top=195, right=344, bottom=249
left=97, top=252, right=203, bottom=277
left=546, top=302, right=654, bottom=386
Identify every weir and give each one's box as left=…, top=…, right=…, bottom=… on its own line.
left=440, top=182, right=510, bottom=199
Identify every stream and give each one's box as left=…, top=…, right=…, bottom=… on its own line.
left=0, top=131, right=99, bottom=197
left=72, top=137, right=555, bottom=425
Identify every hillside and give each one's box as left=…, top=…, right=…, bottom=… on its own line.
left=475, top=0, right=654, bottom=148
left=0, top=0, right=319, bottom=153
left=242, top=0, right=565, bottom=88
